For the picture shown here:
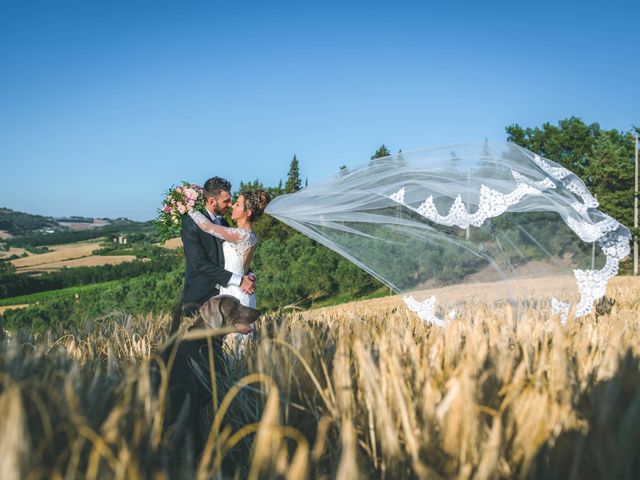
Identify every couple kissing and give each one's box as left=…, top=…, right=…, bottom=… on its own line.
left=171, top=176, right=270, bottom=334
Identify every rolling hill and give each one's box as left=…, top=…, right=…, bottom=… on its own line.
left=0, top=207, right=62, bottom=236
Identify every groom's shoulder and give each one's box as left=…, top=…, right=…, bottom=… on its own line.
left=181, top=215, right=198, bottom=235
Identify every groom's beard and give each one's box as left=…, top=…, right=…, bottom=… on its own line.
left=208, top=204, right=225, bottom=217
left=213, top=207, right=229, bottom=217
left=215, top=201, right=231, bottom=216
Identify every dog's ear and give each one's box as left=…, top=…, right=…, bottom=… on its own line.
left=199, top=297, right=224, bottom=328
left=219, top=295, right=261, bottom=325
left=218, top=295, right=240, bottom=326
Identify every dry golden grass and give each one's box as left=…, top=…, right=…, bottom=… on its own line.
left=15, top=254, right=138, bottom=273
left=10, top=240, right=102, bottom=269
left=8, top=239, right=138, bottom=273
left=157, top=237, right=183, bottom=249
left=0, top=247, right=26, bottom=260
left=0, top=229, right=13, bottom=240
left=0, top=304, right=29, bottom=315
left=0, top=276, right=639, bottom=479
left=310, top=274, right=585, bottom=318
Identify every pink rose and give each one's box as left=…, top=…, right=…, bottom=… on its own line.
left=177, top=203, right=186, bottom=214
left=184, top=188, right=197, bottom=201
left=163, top=205, right=172, bottom=213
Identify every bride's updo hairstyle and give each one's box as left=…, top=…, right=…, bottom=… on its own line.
left=244, top=190, right=270, bottom=222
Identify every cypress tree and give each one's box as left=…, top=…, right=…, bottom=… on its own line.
left=285, top=155, right=302, bottom=193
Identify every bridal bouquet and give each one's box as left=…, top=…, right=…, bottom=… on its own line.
left=156, top=182, right=205, bottom=241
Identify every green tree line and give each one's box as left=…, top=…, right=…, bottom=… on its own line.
left=6, top=220, right=155, bottom=248
left=506, top=117, right=637, bottom=231
left=0, top=249, right=181, bottom=299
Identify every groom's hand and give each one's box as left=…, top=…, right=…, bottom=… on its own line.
left=240, top=275, right=255, bottom=295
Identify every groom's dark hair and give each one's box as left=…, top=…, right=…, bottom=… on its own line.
left=203, top=177, right=231, bottom=198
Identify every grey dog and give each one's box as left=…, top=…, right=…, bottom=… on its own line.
left=157, top=295, right=260, bottom=459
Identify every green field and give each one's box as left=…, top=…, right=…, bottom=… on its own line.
left=310, top=286, right=391, bottom=308
left=0, top=280, right=121, bottom=307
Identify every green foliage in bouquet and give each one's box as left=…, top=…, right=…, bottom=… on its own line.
left=155, top=182, right=205, bottom=242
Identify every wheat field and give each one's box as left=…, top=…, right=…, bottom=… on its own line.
left=158, top=237, right=183, bottom=250
left=6, top=240, right=140, bottom=273
left=0, top=247, right=26, bottom=260
left=14, top=254, right=138, bottom=273
left=0, top=276, right=639, bottom=479
left=10, top=240, right=102, bottom=268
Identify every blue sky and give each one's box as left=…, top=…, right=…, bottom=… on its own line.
left=1, top=0, right=638, bottom=220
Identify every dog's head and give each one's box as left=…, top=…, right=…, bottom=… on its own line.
left=198, top=295, right=260, bottom=334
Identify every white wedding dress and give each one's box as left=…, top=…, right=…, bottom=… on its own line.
left=219, top=235, right=258, bottom=308
left=188, top=211, right=258, bottom=307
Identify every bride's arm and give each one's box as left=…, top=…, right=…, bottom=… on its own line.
left=188, top=211, right=249, bottom=243
left=243, top=246, right=256, bottom=274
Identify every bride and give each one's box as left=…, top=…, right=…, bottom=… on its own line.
left=188, top=190, right=270, bottom=308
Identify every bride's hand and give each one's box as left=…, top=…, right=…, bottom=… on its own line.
left=240, top=275, right=255, bottom=295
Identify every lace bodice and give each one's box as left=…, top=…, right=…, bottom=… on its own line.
left=223, top=235, right=257, bottom=275
left=189, top=210, right=258, bottom=266
left=189, top=210, right=258, bottom=249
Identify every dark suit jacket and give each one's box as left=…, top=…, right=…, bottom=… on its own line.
left=181, top=214, right=233, bottom=308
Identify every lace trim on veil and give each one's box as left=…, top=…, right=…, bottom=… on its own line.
left=389, top=154, right=630, bottom=323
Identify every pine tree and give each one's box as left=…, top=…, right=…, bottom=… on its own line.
left=588, top=130, right=635, bottom=228
left=238, top=179, right=265, bottom=195
left=371, top=144, right=391, bottom=160
left=285, top=155, right=302, bottom=193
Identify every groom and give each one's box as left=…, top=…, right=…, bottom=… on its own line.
left=174, top=176, right=255, bottom=331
